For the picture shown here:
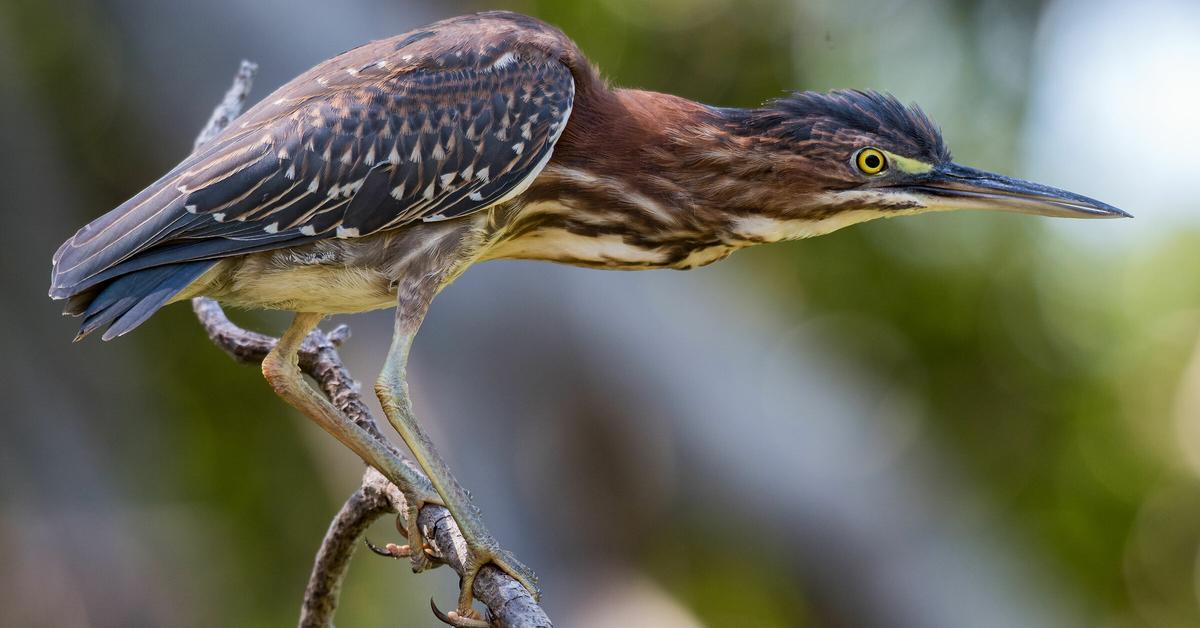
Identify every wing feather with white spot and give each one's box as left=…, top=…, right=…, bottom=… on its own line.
left=50, top=36, right=574, bottom=298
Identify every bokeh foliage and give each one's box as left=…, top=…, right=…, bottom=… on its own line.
left=2, top=0, right=1198, bottom=626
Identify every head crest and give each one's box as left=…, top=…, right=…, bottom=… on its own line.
left=731, top=89, right=950, bottom=164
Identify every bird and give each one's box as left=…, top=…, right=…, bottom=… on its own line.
left=48, top=10, right=1128, bottom=623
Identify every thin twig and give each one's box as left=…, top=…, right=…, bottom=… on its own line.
left=189, top=62, right=551, bottom=628
left=299, top=473, right=394, bottom=625
left=193, top=60, right=258, bottom=151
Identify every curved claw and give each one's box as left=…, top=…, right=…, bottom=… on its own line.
left=365, top=538, right=414, bottom=559
left=364, top=538, right=396, bottom=558
left=366, top=496, right=445, bottom=572
left=431, top=598, right=492, bottom=628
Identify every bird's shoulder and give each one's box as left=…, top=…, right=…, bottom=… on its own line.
left=234, top=11, right=585, bottom=122
left=170, top=12, right=582, bottom=240
left=50, top=12, right=586, bottom=298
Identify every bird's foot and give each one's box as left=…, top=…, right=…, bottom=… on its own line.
left=368, top=495, right=540, bottom=622
left=365, top=485, right=445, bottom=573
left=447, top=532, right=539, bottom=621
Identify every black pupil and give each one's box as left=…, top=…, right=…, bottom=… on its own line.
left=864, top=154, right=881, bottom=169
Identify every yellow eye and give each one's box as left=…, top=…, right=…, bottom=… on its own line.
left=855, top=148, right=887, bottom=175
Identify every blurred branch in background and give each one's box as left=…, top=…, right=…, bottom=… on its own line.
left=189, top=62, right=550, bottom=628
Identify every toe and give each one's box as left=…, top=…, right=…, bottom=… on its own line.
left=364, top=538, right=410, bottom=558
left=431, top=599, right=491, bottom=628
left=489, top=549, right=540, bottom=600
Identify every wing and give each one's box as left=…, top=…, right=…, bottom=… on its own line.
left=50, top=28, right=575, bottom=299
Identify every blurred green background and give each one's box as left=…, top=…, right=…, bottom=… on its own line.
left=2, top=0, right=1199, bottom=626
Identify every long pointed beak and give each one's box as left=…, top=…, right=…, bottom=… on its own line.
left=903, top=163, right=1131, bottom=219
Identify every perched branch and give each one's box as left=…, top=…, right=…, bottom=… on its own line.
left=190, top=62, right=551, bottom=628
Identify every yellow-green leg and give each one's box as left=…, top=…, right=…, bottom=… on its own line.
left=261, top=312, right=443, bottom=572
left=376, top=306, right=540, bottom=617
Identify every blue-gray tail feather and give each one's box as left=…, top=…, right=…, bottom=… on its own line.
left=75, top=261, right=214, bottom=341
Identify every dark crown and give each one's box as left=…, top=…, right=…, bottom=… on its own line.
left=727, top=89, right=951, bottom=164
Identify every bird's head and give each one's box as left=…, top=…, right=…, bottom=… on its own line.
left=713, top=90, right=1128, bottom=241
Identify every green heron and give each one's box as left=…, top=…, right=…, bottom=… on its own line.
left=49, top=10, right=1128, bottom=620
